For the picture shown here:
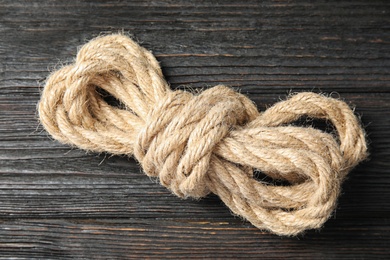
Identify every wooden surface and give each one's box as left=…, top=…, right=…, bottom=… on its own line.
left=1, top=0, right=389, bottom=259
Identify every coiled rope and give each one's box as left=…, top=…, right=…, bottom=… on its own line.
left=38, top=34, right=367, bottom=235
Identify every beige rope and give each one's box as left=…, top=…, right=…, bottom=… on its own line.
left=38, top=34, right=368, bottom=236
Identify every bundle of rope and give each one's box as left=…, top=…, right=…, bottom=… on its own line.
left=38, top=34, right=367, bottom=236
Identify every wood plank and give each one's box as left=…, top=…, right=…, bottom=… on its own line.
left=0, top=218, right=389, bottom=259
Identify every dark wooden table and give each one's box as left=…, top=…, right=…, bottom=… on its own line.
left=1, top=0, right=389, bottom=259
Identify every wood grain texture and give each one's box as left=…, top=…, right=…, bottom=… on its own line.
left=0, top=0, right=389, bottom=258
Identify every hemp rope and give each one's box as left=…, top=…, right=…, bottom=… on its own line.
left=38, top=34, right=368, bottom=236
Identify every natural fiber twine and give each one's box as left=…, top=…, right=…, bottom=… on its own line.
left=38, top=34, right=368, bottom=236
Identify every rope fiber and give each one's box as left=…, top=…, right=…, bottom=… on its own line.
left=38, top=34, right=368, bottom=236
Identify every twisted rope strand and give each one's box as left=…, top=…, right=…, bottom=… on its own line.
left=38, top=34, right=368, bottom=236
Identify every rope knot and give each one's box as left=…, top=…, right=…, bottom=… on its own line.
left=38, top=34, right=368, bottom=236
left=134, top=85, right=259, bottom=198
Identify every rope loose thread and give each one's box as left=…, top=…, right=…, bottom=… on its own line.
left=38, top=34, right=368, bottom=236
